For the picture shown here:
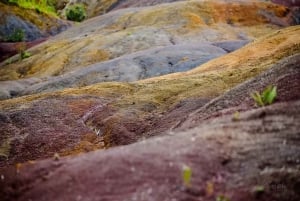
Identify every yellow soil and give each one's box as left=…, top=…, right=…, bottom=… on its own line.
left=1, top=26, right=299, bottom=157
left=1, top=26, right=299, bottom=113
left=0, top=0, right=289, bottom=80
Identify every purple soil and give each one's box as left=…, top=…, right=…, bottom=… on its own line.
left=0, top=54, right=299, bottom=168
left=272, top=0, right=300, bottom=7
left=178, top=53, right=300, bottom=130
left=0, top=38, right=47, bottom=62
left=0, top=46, right=299, bottom=201
left=1, top=99, right=299, bottom=201
left=0, top=96, right=109, bottom=167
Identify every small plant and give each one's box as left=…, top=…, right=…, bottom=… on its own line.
left=20, top=51, right=32, bottom=59
left=251, top=85, right=277, bottom=107
left=206, top=181, right=214, bottom=196
left=252, top=185, right=265, bottom=198
left=182, top=165, right=192, bottom=187
left=5, top=28, right=25, bottom=42
left=53, top=153, right=60, bottom=161
left=232, top=111, right=240, bottom=121
left=253, top=185, right=265, bottom=193
left=66, top=4, right=87, bottom=22
left=35, top=7, right=41, bottom=14
left=5, top=57, right=13, bottom=65
left=17, top=42, right=31, bottom=60
left=216, top=195, right=231, bottom=201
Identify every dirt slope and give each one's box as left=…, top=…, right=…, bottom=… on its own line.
left=0, top=0, right=296, bottom=82
left=0, top=2, right=299, bottom=201
left=0, top=25, right=299, bottom=167
left=1, top=54, right=299, bottom=201
left=60, top=0, right=186, bottom=18
left=0, top=2, right=69, bottom=42
left=272, top=0, right=300, bottom=7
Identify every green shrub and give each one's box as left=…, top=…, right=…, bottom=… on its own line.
left=46, top=0, right=56, bottom=7
left=35, top=7, right=41, bottom=14
left=66, top=4, right=86, bottom=22
left=5, top=28, right=25, bottom=42
left=251, top=85, right=277, bottom=107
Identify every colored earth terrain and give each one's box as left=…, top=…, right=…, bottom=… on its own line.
left=0, top=0, right=300, bottom=201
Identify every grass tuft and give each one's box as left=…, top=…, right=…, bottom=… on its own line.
left=251, top=85, right=277, bottom=107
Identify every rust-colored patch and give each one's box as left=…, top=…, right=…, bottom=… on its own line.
left=183, top=12, right=206, bottom=28
left=66, top=98, right=100, bottom=117
left=211, top=2, right=268, bottom=25
left=61, top=133, right=104, bottom=156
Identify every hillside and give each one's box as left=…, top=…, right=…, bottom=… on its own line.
left=0, top=0, right=300, bottom=201
left=0, top=0, right=299, bottom=100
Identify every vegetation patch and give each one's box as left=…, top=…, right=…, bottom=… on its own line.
left=251, top=85, right=277, bottom=107
left=5, top=28, right=24, bottom=42
left=16, top=42, right=32, bottom=60
left=20, top=51, right=32, bottom=60
left=66, top=4, right=87, bottom=22
left=182, top=165, right=192, bottom=187
left=6, top=0, right=57, bottom=16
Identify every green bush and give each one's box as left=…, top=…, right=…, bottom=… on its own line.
left=5, top=28, right=25, bottom=42
left=66, top=4, right=86, bottom=22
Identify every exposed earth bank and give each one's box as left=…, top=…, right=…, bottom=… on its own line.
left=0, top=1, right=300, bottom=201
left=1, top=0, right=299, bottom=100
